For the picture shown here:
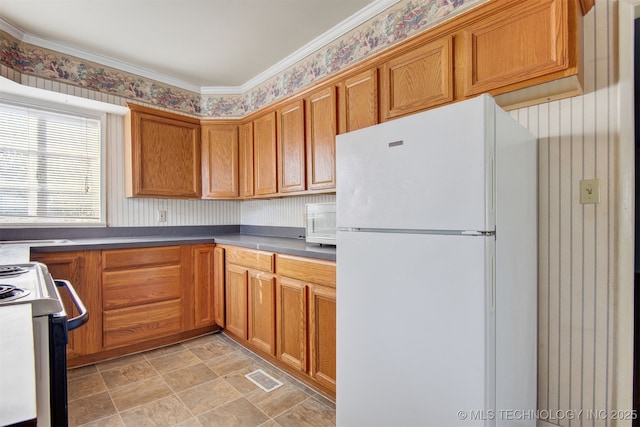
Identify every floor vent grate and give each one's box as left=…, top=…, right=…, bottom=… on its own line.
left=244, top=369, right=284, bottom=392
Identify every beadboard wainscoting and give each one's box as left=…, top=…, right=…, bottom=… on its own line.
left=241, top=194, right=335, bottom=227
left=508, top=1, right=619, bottom=425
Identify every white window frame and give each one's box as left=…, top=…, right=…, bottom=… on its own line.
left=0, top=76, right=128, bottom=227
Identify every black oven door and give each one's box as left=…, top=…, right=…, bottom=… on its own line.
left=50, top=280, right=88, bottom=427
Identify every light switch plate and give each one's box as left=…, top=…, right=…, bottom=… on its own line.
left=158, top=210, right=167, bottom=222
left=580, top=179, right=600, bottom=204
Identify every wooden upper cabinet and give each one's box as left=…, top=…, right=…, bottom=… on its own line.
left=338, top=68, right=379, bottom=134
left=201, top=123, right=239, bottom=199
left=463, top=0, right=582, bottom=108
left=239, top=121, right=255, bottom=198
left=381, top=36, right=454, bottom=121
left=277, top=99, right=306, bottom=193
left=253, top=111, right=278, bottom=196
left=305, top=86, right=337, bottom=191
left=125, top=103, right=201, bottom=198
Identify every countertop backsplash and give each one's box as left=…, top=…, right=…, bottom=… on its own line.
left=241, top=194, right=335, bottom=228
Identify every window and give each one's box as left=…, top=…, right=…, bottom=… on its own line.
left=0, top=100, right=105, bottom=225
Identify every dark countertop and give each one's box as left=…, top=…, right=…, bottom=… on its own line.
left=3, top=233, right=336, bottom=261
left=212, top=234, right=336, bottom=260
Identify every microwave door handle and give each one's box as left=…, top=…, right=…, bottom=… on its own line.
left=54, top=279, right=89, bottom=331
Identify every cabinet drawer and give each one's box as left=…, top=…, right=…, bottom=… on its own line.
left=225, top=247, right=274, bottom=272
left=102, top=246, right=183, bottom=270
left=103, top=265, right=182, bottom=310
left=103, top=299, right=183, bottom=348
left=276, top=255, right=336, bottom=288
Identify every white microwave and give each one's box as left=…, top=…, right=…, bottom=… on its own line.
left=305, top=203, right=336, bottom=245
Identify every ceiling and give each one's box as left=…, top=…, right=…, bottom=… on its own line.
left=0, top=0, right=393, bottom=93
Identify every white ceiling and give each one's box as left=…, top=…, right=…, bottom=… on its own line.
left=0, top=0, right=397, bottom=93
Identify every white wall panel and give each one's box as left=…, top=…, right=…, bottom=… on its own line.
left=509, top=1, right=616, bottom=425
left=241, top=194, right=335, bottom=227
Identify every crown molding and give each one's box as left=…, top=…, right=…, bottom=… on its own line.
left=2, top=0, right=401, bottom=97
left=0, top=17, right=203, bottom=93
left=202, top=0, right=402, bottom=95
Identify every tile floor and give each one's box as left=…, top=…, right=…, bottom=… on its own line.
left=67, top=332, right=336, bottom=427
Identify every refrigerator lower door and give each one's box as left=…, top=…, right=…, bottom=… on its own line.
left=337, top=230, right=495, bottom=427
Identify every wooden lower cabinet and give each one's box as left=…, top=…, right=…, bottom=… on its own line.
left=225, top=264, right=249, bottom=339
left=102, top=246, right=187, bottom=349
left=224, top=246, right=274, bottom=342
left=275, top=255, right=336, bottom=396
left=30, top=250, right=102, bottom=363
left=276, top=277, right=307, bottom=372
left=213, top=246, right=226, bottom=327
left=248, top=271, right=276, bottom=355
left=103, top=299, right=184, bottom=348
left=222, top=246, right=336, bottom=397
left=192, top=244, right=216, bottom=328
left=308, top=284, right=336, bottom=392
left=33, top=243, right=220, bottom=366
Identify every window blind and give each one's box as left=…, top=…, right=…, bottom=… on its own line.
left=0, top=101, right=103, bottom=225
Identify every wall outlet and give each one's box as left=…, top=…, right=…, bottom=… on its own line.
left=580, top=179, right=600, bottom=204
left=158, top=210, right=167, bottom=222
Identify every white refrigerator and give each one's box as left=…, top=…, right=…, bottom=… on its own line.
left=336, top=94, right=537, bottom=427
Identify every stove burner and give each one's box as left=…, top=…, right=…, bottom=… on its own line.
left=0, top=283, right=30, bottom=302
left=0, top=265, right=28, bottom=277
left=0, top=284, right=16, bottom=296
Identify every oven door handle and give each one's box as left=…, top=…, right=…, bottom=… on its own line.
left=54, top=279, right=89, bottom=331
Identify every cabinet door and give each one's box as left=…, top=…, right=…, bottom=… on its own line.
left=225, top=264, right=249, bottom=339
left=276, top=277, right=308, bottom=372
left=248, top=271, right=277, bottom=355
left=192, top=244, right=215, bottom=328
left=338, top=68, right=379, bottom=133
left=277, top=99, right=306, bottom=193
left=463, top=0, right=573, bottom=97
left=125, top=103, right=202, bottom=198
left=305, top=86, right=337, bottom=191
left=380, top=36, right=453, bottom=120
left=309, top=284, right=336, bottom=393
left=31, top=251, right=102, bottom=360
left=202, top=124, right=239, bottom=199
left=253, top=111, right=278, bottom=196
left=239, top=121, right=255, bottom=198
left=213, top=246, right=225, bottom=327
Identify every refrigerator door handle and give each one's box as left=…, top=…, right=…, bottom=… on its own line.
left=461, top=230, right=495, bottom=236
left=490, top=256, right=495, bottom=313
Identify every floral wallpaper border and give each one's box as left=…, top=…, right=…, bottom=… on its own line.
left=0, top=0, right=484, bottom=118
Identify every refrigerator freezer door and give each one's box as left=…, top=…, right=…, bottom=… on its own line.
left=336, top=94, right=495, bottom=232
left=336, top=230, right=495, bottom=427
